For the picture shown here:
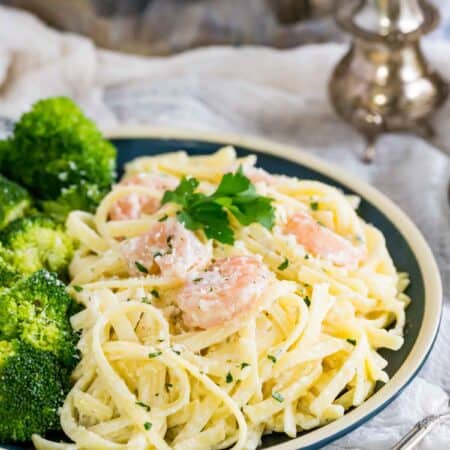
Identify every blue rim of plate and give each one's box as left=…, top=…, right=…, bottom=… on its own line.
left=4, top=128, right=441, bottom=450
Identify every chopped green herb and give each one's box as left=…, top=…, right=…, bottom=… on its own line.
left=347, top=338, right=357, bottom=346
left=134, top=313, right=143, bottom=331
left=226, top=371, right=233, bottom=383
left=135, top=261, right=148, bottom=274
left=303, top=296, right=311, bottom=307
left=151, top=289, right=160, bottom=299
left=193, top=277, right=203, bottom=283
left=166, top=235, right=173, bottom=248
left=141, top=297, right=151, bottom=304
left=136, top=401, right=151, bottom=411
left=304, top=254, right=310, bottom=260
left=158, top=214, right=169, bottom=222
left=272, top=392, right=284, bottom=403
left=267, top=354, right=277, bottom=363
left=153, top=251, right=163, bottom=258
left=165, top=383, right=173, bottom=392
left=310, top=201, right=319, bottom=211
left=240, top=362, right=250, bottom=369
left=277, top=258, right=289, bottom=271
left=172, top=348, right=181, bottom=355
left=161, top=167, right=275, bottom=245
left=157, top=338, right=165, bottom=342
left=72, top=285, right=83, bottom=293
left=143, top=422, right=152, bottom=431
left=148, top=351, right=162, bottom=359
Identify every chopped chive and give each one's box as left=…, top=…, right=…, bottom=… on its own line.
left=143, top=422, right=152, bottom=431
left=347, top=338, right=357, bottom=346
left=172, top=348, right=181, bottom=355
left=303, top=296, right=311, bottom=307
left=151, top=289, right=160, bottom=299
left=135, top=261, right=149, bottom=273
left=267, top=354, right=277, bottom=363
left=141, top=297, right=151, bottom=304
left=136, top=401, right=150, bottom=411
left=304, top=254, right=310, bottom=260
left=165, top=383, right=173, bottom=392
left=158, top=214, right=169, bottom=222
left=153, top=251, right=163, bottom=258
left=272, top=392, right=284, bottom=403
left=240, top=362, right=250, bottom=369
left=277, top=258, right=289, bottom=271
left=226, top=371, right=233, bottom=383
left=72, top=285, right=83, bottom=293
left=193, top=277, right=203, bottom=283
left=148, top=351, right=162, bottom=359
left=310, top=201, right=319, bottom=211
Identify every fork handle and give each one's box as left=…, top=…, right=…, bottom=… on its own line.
left=391, top=415, right=441, bottom=450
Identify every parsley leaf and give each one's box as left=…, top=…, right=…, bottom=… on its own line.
left=148, top=351, right=162, bottom=358
left=267, top=354, right=277, bottom=363
left=162, top=168, right=275, bottom=244
left=162, top=177, right=199, bottom=207
left=226, top=371, right=233, bottom=383
left=272, top=392, right=284, bottom=403
left=310, top=201, right=319, bottom=211
left=347, top=338, right=357, bottom=346
left=144, top=422, right=152, bottom=431
left=72, top=285, right=83, bottom=293
left=136, top=401, right=151, bottom=411
left=278, top=258, right=289, bottom=271
left=303, top=296, right=311, bottom=307
left=135, top=261, right=148, bottom=274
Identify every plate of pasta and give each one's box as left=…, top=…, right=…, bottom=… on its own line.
left=0, top=104, right=441, bottom=450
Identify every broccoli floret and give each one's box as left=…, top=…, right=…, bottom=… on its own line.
left=0, top=215, right=74, bottom=278
left=0, top=175, right=31, bottom=229
left=0, top=253, right=20, bottom=287
left=3, top=96, right=116, bottom=213
left=0, top=270, right=78, bottom=367
left=0, top=139, right=11, bottom=171
left=42, top=180, right=104, bottom=222
left=0, top=339, right=70, bottom=442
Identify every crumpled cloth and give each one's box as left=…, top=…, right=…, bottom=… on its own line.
left=0, top=6, right=449, bottom=450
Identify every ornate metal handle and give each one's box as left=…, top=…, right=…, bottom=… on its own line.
left=391, top=413, right=450, bottom=450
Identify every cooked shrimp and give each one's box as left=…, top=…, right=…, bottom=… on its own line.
left=245, top=166, right=276, bottom=184
left=177, top=256, right=271, bottom=329
left=110, top=172, right=178, bottom=220
left=284, top=211, right=365, bottom=269
left=120, top=219, right=211, bottom=278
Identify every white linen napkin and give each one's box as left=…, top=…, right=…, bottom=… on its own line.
left=0, top=6, right=448, bottom=449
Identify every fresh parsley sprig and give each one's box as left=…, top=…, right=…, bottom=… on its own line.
left=161, top=167, right=275, bottom=244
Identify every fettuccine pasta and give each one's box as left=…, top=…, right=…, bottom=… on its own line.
left=33, top=147, right=409, bottom=450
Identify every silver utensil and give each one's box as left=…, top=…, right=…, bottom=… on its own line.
left=391, top=401, right=450, bottom=450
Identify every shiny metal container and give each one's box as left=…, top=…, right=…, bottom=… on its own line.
left=329, top=0, right=448, bottom=161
